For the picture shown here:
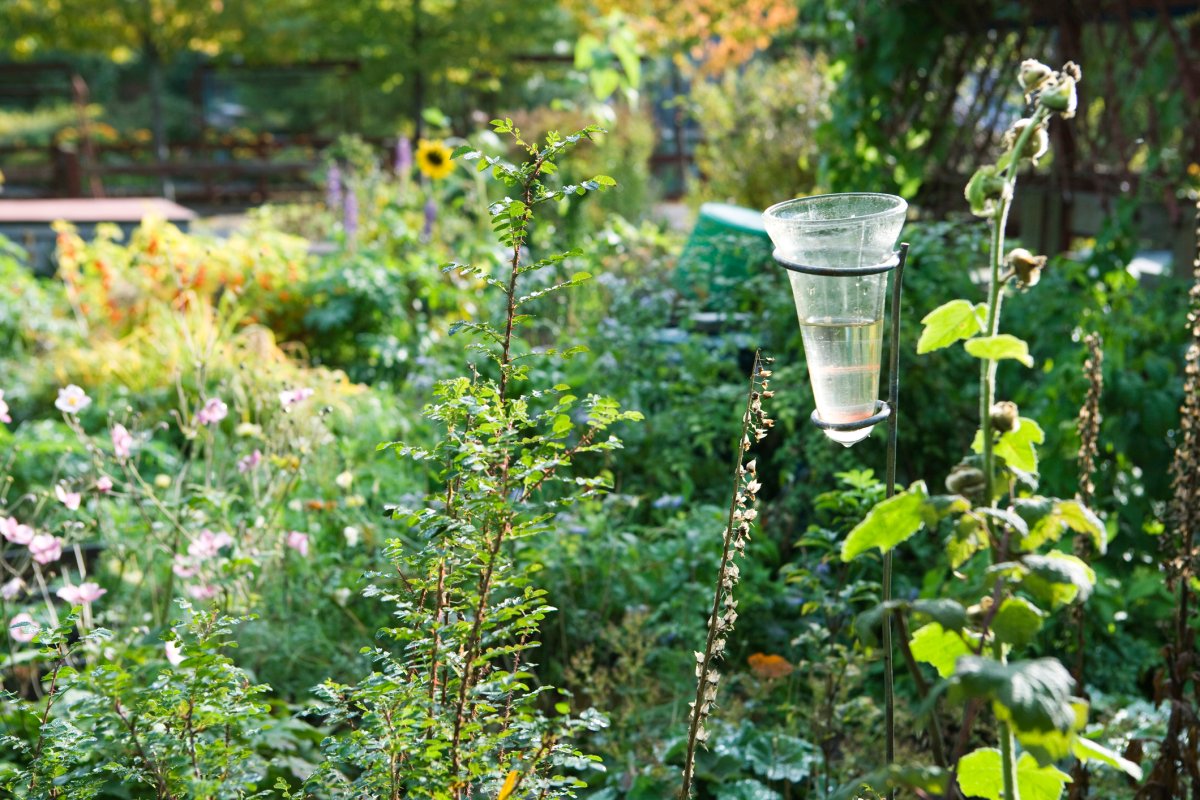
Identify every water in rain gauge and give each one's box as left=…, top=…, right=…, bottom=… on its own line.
left=763, top=195, right=907, bottom=446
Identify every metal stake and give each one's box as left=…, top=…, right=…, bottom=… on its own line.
left=882, top=242, right=908, bottom=799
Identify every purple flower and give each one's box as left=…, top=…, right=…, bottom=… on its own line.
left=279, top=388, right=314, bottom=408
left=326, top=162, right=343, bottom=211
left=111, top=424, right=134, bottom=460
left=286, top=531, right=310, bottom=557
left=422, top=196, right=437, bottom=241
left=395, top=137, right=412, bottom=176
left=237, top=449, right=262, bottom=474
left=344, top=188, right=358, bottom=239
left=195, top=397, right=228, bottom=427
left=0, top=389, right=11, bottom=424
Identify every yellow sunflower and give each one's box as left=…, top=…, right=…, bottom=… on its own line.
left=416, top=139, right=455, bottom=180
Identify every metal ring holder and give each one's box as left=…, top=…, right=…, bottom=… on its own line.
left=774, top=242, right=910, bottom=795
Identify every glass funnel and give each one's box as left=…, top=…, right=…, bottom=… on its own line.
left=763, top=193, right=907, bottom=446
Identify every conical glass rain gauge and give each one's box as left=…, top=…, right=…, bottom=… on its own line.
left=763, top=194, right=908, bottom=446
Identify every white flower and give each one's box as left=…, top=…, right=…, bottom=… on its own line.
left=55, top=385, right=92, bottom=415
left=56, top=581, right=106, bottom=605
left=9, top=612, right=38, bottom=644
left=195, top=397, right=229, bottom=426
left=1, top=517, right=34, bottom=545
left=55, top=483, right=81, bottom=511
left=343, top=526, right=361, bottom=547
left=286, top=531, right=310, bottom=557
left=279, top=388, right=315, bottom=408
left=335, top=470, right=354, bottom=490
left=29, top=534, right=63, bottom=565
left=165, top=640, right=185, bottom=666
left=0, top=389, right=11, bottom=424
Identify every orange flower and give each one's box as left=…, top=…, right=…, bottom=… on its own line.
left=748, top=652, right=793, bottom=680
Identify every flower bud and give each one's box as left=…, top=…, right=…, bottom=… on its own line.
left=1018, top=59, right=1053, bottom=96
left=1039, top=73, right=1078, bottom=119
left=990, top=401, right=1020, bottom=433
left=946, top=463, right=987, bottom=499
left=1003, top=118, right=1049, bottom=164
left=1006, top=247, right=1047, bottom=287
left=965, top=165, right=1005, bottom=217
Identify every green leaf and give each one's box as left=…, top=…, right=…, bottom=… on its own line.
left=840, top=482, right=930, bottom=561
left=592, top=174, right=617, bottom=187
left=964, top=334, right=1035, bottom=367
left=1073, top=736, right=1143, bottom=780
left=1021, top=553, right=1096, bottom=607
left=910, top=622, right=974, bottom=679
left=1055, top=500, right=1107, bottom=554
left=972, top=418, right=1045, bottom=475
left=715, top=781, right=782, bottom=800
left=829, top=765, right=948, bottom=800
left=957, top=748, right=1071, bottom=800
left=854, top=599, right=967, bottom=647
left=952, top=657, right=1076, bottom=734
left=992, top=596, right=1046, bottom=650
left=917, top=300, right=985, bottom=354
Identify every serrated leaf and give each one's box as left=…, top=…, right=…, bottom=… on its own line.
left=1055, top=500, right=1107, bottom=554
left=840, top=482, right=930, bottom=561
left=910, top=622, right=974, bottom=679
left=854, top=599, right=967, bottom=647
left=973, top=417, right=1045, bottom=475
left=952, top=657, right=1076, bottom=734
left=965, top=334, right=1034, bottom=367
left=1021, top=553, right=1095, bottom=607
left=715, top=780, right=782, bottom=800
left=917, top=300, right=985, bottom=354
left=992, top=596, right=1046, bottom=650
left=957, top=748, right=1071, bottom=800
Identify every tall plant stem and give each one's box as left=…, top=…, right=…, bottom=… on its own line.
left=980, top=106, right=1050, bottom=506
left=977, top=106, right=1049, bottom=800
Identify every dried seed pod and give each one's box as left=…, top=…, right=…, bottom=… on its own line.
left=1018, top=59, right=1054, bottom=96
left=990, top=401, right=1021, bottom=433
left=1007, top=247, right=1048, bottom=288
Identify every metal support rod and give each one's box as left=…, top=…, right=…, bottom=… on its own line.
left=882, top=242, right=909, bottom=800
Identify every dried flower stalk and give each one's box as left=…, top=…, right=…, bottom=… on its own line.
left=1070, top=331, right=1103, bottom=800
left=1138, top=198, right=1200, bottom=800
left=678, top=349, right=773, bottom=800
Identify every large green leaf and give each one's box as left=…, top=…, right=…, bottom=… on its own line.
left=952, top=657, right=1076, bottom=734
left=854, top=598, right=968, bottom=647
left=830, top=766, right=949, bottom=800
left=715, top=781, right=783, bottom=800
left=965, top=334, right=1035, bottom=367
left=957, top=748, right=1071, bottom=800
left=840, top=482, right=930, bottom=561
left=991, top=596, right=1046, bottom=650
left=1013, top=497, right=1105, bottom=553
left=1021, top=553, right=1096, bottom=607
left=910, top=622, right=974, bottom=679
left=741, top=729, right=820, bottom=783
left=917, top=299, right=985, bottom=354
left=972, top=418, right=1045, bottom=475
